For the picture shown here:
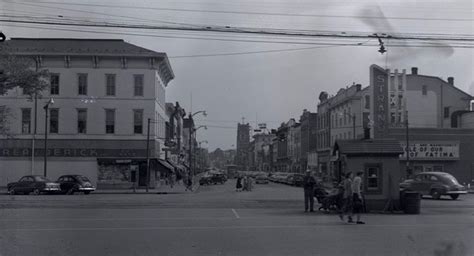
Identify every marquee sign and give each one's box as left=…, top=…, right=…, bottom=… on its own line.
left=371, top=65, right=389, bottom=139
left=400, top=142, right=459, bottom=160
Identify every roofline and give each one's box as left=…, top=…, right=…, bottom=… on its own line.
left=407, top=74, right=473, bottom=100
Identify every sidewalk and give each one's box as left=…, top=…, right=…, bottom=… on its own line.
left=95, top=179, right=201, bottom=195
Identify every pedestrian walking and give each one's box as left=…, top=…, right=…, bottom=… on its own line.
left=303, top=169, right=316, bottom=212
left=242, top=176, right=249, bottom=191
left=339, top=172, right=354, bottom=223
left=248, top=176, right=253, bottom=191
left=236, top=176, right=243, bottom=192
left=352, top=171, right=365, bottom=224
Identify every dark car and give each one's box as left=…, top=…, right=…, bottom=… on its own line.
left=56, top=175, right=96, bottom=195
left=400, top=172, right=467, bottom=200
left=255, top=176, right=269, bottom=184
left=293, top=174, right=305, bottom=187
left=7, top=175, right=61, bottom=195
left=199, top=173, right=227, bottom=185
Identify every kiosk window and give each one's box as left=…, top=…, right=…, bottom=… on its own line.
left=364, top=163, right=383, bottom=193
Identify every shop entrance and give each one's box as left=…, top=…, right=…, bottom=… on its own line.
left=138, top=162, right=148, bottom=186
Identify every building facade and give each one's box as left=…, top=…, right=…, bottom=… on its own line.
left=299, top=110, right=318, bottom=171
left=235, top=123, right=250, bottom=171
left=0, top=38, right=174, bottom=188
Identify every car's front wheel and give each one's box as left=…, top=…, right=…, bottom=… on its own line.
left=450, top=194, right=459, bottom=200
left=32, top=188, right=41, bottom=195
left=67, top=188, right=75, bottom=195
left=430, top=189, right=441, bottom=200
left=9, top=188, right=16, bottom=195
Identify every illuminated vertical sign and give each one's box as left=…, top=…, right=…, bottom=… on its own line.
left=370, top=65, right=389, bottom=138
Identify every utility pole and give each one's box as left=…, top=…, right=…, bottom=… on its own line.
left=405, top=110, right=410, bottom=179
left=352, top=115, right=356, bottom=140
left=146, top=118, right=151, bottom=192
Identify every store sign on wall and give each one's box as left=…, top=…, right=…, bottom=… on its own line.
left=0, top=148, right=146, bottom=158
left=400, top=142, right=459, bottom=160
left=371, top=65, right=389, bottom=138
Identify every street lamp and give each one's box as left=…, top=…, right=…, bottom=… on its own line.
left=189, top=125, right=207, bottom=178
left=43, top=98, right=54, bottom=177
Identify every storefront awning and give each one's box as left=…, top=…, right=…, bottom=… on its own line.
left=157, top=159, right=175, bottom=173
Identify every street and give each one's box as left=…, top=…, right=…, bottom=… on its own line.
left=0, top=181, right=472, bottom=256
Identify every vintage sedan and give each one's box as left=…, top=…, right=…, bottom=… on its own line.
left=255, top=176, right=269, bottom=184
left=400, top=172, right=467, bottom=200
left=56, top=175, right=96, bottom=195
left=7, top=175, right=61, bottom=195
left=199, top=173, right=227, bottom=185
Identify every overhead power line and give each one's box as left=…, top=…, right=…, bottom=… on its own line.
left=5, top=0, right=474, bottom=22
left=3, top=23, right=474, bottom=52
left=1, top=17, right=473, bottom=43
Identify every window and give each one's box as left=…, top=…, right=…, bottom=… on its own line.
left=422, top=85, right=427, bottom=95
left=365, top=164, right=382, bottom=193
left=133, top=109, right=143, bottom=134
left=105, top=74, right=116, bottom=96
left=134, top=74, right=144, bottom=96
left=21, top=108, right=31, bottom=134
left=49, top=108, right=59, bottom=133
left=444, top=107, right=450, bottom=118
left=50, top=74, right=60, bottom=95
left=365, top=95, right=370, bottom=109
left=77, top=109, right=87, bottom=134
left=78, top=73, right=88, bottom=95
left=429, top=175, right=439, bottom=181
left=105, top=109, right=115, bottom=134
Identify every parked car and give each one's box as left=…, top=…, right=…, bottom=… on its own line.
left=56, top=175, right=96, bottom=195
left=293, top=174, right=305, bottom=187
left=199, top=173, right=227, bottom=185
left=399, top=172, right=467, bottom=200
left=255, top=176, right=269, bottom=184
left=7, top=175, right=60, bottom=195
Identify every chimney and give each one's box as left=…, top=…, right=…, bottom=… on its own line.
left=411, top=67, right=418, bottom=75
left=356, top=84, right=362, bottom=91
left=447, top=77, right=454, bottom=85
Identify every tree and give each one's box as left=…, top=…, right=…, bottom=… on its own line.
left=0, top=55, right=50, bottom=136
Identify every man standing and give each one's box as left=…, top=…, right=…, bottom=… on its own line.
left=303, top=169, right=316, bottom=212
left=352, top=171, right=365, bottom=224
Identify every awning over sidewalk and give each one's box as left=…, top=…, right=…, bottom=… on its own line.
left=157, top=159, right=175, bottom=173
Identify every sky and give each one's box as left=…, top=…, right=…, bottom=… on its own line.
left=1, top=0, right=473, bottom=151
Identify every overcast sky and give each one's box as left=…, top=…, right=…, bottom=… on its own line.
left=1, top=0, right=473, bottom=151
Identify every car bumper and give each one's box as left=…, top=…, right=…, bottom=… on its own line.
left=446, top=191, right=467, bottom=195
left=42, top=188, right=61, bottom=192
left=78, top=187, right=96, bottom=191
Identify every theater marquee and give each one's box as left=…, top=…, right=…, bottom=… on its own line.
left=400, top=142, right=460, bottom=160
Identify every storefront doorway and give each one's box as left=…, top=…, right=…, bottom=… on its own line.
left=138, top=162, right=148, bottom=187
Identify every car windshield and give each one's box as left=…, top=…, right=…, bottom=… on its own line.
left=439, top=174, right=460, bottom=185
left=76, top=176, right=90, bottom=182
left=34, top=176, right=50, bottom=182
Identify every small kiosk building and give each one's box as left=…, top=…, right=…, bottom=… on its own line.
left=333, top=139, right=404, bottom=211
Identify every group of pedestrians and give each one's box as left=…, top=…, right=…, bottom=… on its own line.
left=338, top=171, right=365, bottom=224
left=302, top=169, right=365, bottom=224
left=235, top=175, right=253, bottom=192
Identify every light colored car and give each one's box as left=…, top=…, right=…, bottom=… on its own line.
left=400, top=172, right=467, bottom=200
left=255, top=176, right=269, bottom=184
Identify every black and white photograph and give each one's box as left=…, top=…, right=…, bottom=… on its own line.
left=0, top=0, right=473, bottom=255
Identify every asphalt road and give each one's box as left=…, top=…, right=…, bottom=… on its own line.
left=0, top=181, right=472, bottom=256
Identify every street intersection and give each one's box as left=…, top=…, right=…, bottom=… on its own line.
left=0, top=181, right=472, bottom=256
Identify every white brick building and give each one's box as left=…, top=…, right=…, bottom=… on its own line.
left=0, top=38, right=174, bottom=188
